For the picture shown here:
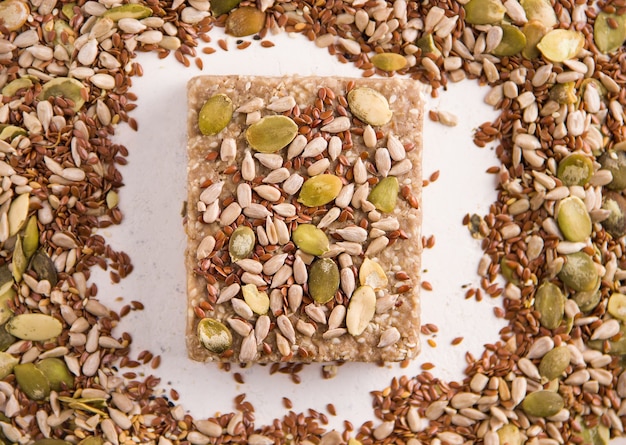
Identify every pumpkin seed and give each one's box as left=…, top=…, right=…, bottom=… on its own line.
left=8, top=193, right=29, bottom=237
left=1, top=78, right=33, bottom=97
left=197, top=318, right=232, bottom=353
left=594, top=12, right=626, bottom=54
left=359, top=258, right=388, bottom=291
left=497, top=424, right=522, bottom=445
left=492, top=24, right=526, bottom=57
left=521, top=390, right=564, bottom=417
left=347, top=87, right=393, bottom=126
left=0, top=288, right=15, bottom=326
left=537, top=29, right=585, bottom=63
left=229, top=225, right=255, bottom=262
left=211, top=0, right=242, bottom=15
left=534, top=281, right=565, bottom=329
left=33, top=440, right=72, bottom=445
left=246, top=115, right=298, bottom=153
left=521, top=20, right=547, bottom=59
left=39, top=77, right=86, bottom=112
left=346, top=285, right=376, bottom=336
left=78, top=438, right=104, bottom=445
left=416, top=33, right=441, bottom=56
left=371, top=53, right=408, bottom=72
left=0, top=325, right=15, bottom=351
left=102, top=4, right=153, bottom=21
left=572, top=284, right=602, bottom=313
left=298, top=174, right=343, bottom=207
left=599, top=151, right=626, bottom=190
left=29, top=249, right=58, bottom=287
left=608, top=293, right=626, bottom=321
left=292, top=224, right=330, bottom=256
left=572, top=419, right=610, bottom=445
left=0, top=351, right=17, bottom=380
left=558, top=252, right=599, bottom=292
left=0, top=265, right=13, bottom=298
left=14, top=363, right=51, bottom=400
left=520, top=0, right=557, bottom=28
left=225, top=7, right=265, bottom=37
left=549, top=82, right=577, bottom=105
left=308, top=258, right=340, bottom=304
left=35, top=357, right=74, bottom=391
left=22, top=215, right=39, bottom=259
left=0, top=0, right=30, bottom=31
left=241, top=284, right=270, bottom=315
left=367, top=176, right=399, bottom=213
left=557, top=196, right=592, bottom=243
left=5, top=313, right=63, bottom=341
left=539, top=346, right=570, bottom=380
left=557, top=153, right=594, bottom=186
left=198, top=94, right=233, bottom=136
left=11, top=235, right=27, bottom=283
left=0, top=125, right=26, bottom=141
left=463, top=0, right=506, bottom=24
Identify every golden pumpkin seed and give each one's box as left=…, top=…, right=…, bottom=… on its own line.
left=198, top=94, right=233, bottom=136
left=308, top=258, right=339, bottom=304
left=521, top=20, right=547, bottom=59
left=14, top=363, right=51, bottom=401
left=292, top=224, right=330, bottom=256
left=61, top=3, right=76, bottom=18
left=608, top=293, right=626, bottom=321
left=537, top=29, right=585, bottom=63
left=8, top=193, right=29, bottom=237
left=347, top=87, right=393, bottom=126
left=102, top=4, right=153, bottom=21
left=0, top=351, right=17, bottom=380
left=246, top=115, right=298, bottom=153
left=520, top=0, right=557, bottom=28
left=225, top=6, right=265, bottom=37
left=521, top=390, right=564, bottom=417
left=359, top=258, right=388, bottom=291
left=229, top=225, right=255, bottom=262
left=367, top=176, right=399, bottom=213
left=39, top=77, right=86, bottom=112
left=594, top=12, right=626, bottom=54
left=557, top=153, right=594, bottom=186
left=371, top=53, right=408, bottom=72
left=30, top=249, right=58, bottom=287
left=346, top=285, right=376, bottom=336
left=549, top=82, right=577, bottom=105
left=0, top=0, right=30, bottom=31
left=463, top=0, right=506, bottom=25
left=539, top=346, right=570, bottom=380
left=534, top=281, right=565, bottom=329
left=241, top=284, right=270, bottom=315
left=197, top=318, right=232, bottom=353
left=35, top=357, right=74, bottom=391
left=211, top=0, right=241, bottom=15
left=5, top=313, right=63, bottom=341
left=492, top=24, right=526, bottom=57
left=298, top=174, right=343, bottom=207
left=497, top=424, right=522, bottom=445
left=558, top=252, right=599, bottom=292
left=1, top=78, right=33, bottom=98
left=557, top=196, right=592, bottom=242
left=599, top=151, right=626, bottom=190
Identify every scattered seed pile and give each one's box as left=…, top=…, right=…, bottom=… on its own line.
left=2, top=0, right=626, bottom=442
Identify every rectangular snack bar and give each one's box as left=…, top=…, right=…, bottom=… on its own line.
left=186, top=75, right=423, bottom=363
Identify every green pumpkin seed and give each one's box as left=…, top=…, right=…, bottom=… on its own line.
left=14, top=363, right=51, bottom=401
left=241, top=284, right=270, bottom=315
left=599, top=151, right=626, bottom=190
left=225, top=6, right=265, bottom=37
left=197, top=318, right=232, bottom=353
left=594, top=11, right=626, bottom=54
left=58, top=396, right=107, bottom=415
left=557, top=153, right=594, bottom=186
left=492, top=25, right=526, bottom=57
left=347, top=87, right=393, bottom=126
left=416, top=33, right=441, bottom=56
left=211, top=0, right=241, bottom=15
left=8, top=193, right=29, bottom=237
left=292, top=224, right=329, bottom=256
left=78, top=437, right=104, bottom=445
left=12, top=235, right=27, bottom=283
left=558, top=252, right=599, bottom=292
left=35, top=357, right=74, bottom=391
left=346, top=285, right=376, bottom=336
left=497, top=424, right=522, bottom=445
left=33, top=440, right=72, bottom=445
left=521, top=390, right=564, bottom=417
left=0, top=265, right=13, bottom=298
left=573, top=418, right=610, bottom=445
left=0, top=0, right=30, bottom=31
left=246, top=115, right=298, bottom=153
left=0, top=124, right=26, bottom=141
left=198, top=94, right=233, bottom=136
left=572, top=283, right=602, bottom=313
left=0, top=288, right=15, bottom=326
left=367, top=176, right=399, bottom=213
left=229, top=226, right=255, bottom=262
left=30, top=249, right=58, bottom=287
left=371, top=53, right=408, bottom=72
left=0, top=351, right=17, bottom=380
left=102, top=4, right=153, bottom=20
left=308, top=258, right=340, bottom=304
left=61, top=3, right=76, bottom=19
left=589, top=324, right=626, bottom=355
left=463, top=0, right=506, bottom=24
left=549, top=82, right=577, bottom=105
left=5, top=313, right=63, bottom=341
left=534, top=281, right=565, bottom=330
left=557, top=196, right=592, bottom=242
left=520, top=0, right=558, bottom=28
left=500, top=258, right=520, bottom=285
left=608, top=293, right=626, bottom=321
left=521, top=20, right=548, bottom=59
left=23, top=215, right=39, bottom=259
left=539, top=346, right=571, bottom=380
left=537, top=29, right=585, bottom=62
left=39, top=77, right=86, bottom=112
left=298, top=174, right=343, bottom=207
left=0, top=324, right=16, bottom=351
left=1, top=78, right=33, bottom=98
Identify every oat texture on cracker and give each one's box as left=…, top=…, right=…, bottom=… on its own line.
left=185, top=75, right=423, bottom=363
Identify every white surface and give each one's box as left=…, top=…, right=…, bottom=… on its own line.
left=96, top=29, right=511, bottom=429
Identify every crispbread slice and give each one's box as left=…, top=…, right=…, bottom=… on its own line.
left=186, top=75, right=423, bottom=363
